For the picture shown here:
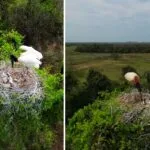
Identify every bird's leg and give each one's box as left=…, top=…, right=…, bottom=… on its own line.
left=139, top=91, right=146, bottom=105
left=23, top=67, right=26, bottom=74
left=136, top=82, right=146, bottom=105
left=23, top=67, right=28, bottom=76
left=26, top=66, right=30, bottom=75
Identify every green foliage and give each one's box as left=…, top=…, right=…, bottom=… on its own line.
left=0, top=96, right=54, bottom=149
left=0, top=69, right=63, bottom=149
left=144, top=71, right=150, bottom=83
left=67, top=44, right=150, bottom=150
left=66, top=70, right=78, bottom=92
left=0, top=30, right=23, bottom=60
left=66, top=69, right=113, bottom=121
left=67, top=91, right=144, bottom=150
left=0, top=1, right=63, bottom=149
left=7, top=0, right=63, bottom=46
left=37, top=69, right=63, bottom=124
left=86, top=69, right=112, bottom=93
left=141, top=71, right=150, bottom=90
left=0, top=0, right=63, bottom=73
left=121, top=66, right=137, bottom=76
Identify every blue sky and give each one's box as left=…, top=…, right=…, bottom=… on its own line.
left=66, top=0, right=150, bottom=42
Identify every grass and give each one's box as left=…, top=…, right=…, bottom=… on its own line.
left=67, top=46, right=150, bottom=82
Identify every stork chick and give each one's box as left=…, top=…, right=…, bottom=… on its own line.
left=124, top=72, right=146, bottom=104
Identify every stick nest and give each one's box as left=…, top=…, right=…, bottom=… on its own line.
left=120, top=90, right=150, bottom=105
left=120, top=90, right=150, bottom=124
left=0, top=63, right=43, bottom=104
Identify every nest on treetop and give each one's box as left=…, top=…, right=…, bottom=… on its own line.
left=0, top=63, right=43, bottom=104
left=120, top=90, right=150, bottom=105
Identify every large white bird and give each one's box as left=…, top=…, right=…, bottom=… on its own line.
left=18, top=54, right=42, bottom=69
left=10, top=45, right=43, bottom=69
left=10, top=53, right=42, bottom=69
left=124, top=72, right=140, bottom=85
left=19, top=45, right=43, bottom=60
left=124, top=72, right=145, bottom=104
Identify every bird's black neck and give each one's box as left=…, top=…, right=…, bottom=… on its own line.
left=10, top=55, right=18, bottom=68
left=135, top=82, right=142, bottom=92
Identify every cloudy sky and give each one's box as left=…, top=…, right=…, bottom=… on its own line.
left=66, top=0, right=150, bottom=42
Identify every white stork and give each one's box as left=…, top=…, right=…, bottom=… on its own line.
left=124, top=72, right=145, bottom=104
left=10, top=45, right=43, bottom=69
left=19, top=45, right=43, bottom=60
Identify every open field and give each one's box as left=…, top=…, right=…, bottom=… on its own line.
left=67, top=46, right=150, bottom=82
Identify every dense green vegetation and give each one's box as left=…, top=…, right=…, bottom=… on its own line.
left=1, top=0, right=63, bottom=73
left=66, top=44, right=150, bottom=149
left=0, top=70, right=63, bottom=149
left=66, top=45, right=150, bottom=81
left=67, top=91, right=150, bottom=150
left=69, top=43, right=150, bottom=53
left=0, top=1, right=63, bottom=149
left=0, top=30, right=23, bottom=60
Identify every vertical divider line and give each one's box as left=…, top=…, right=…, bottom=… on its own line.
left=63, top=0, right=66, bottom=149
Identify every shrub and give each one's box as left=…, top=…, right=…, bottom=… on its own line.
left=121, top=66, right=137, bottom=76
left=67, top=91, right=144, bottom=150
left=0, top=69, right=63, bottom=149
left=38, top=69, right=63, bottom=125
left=0, top=30, right=23, bottom=61
left=7, top=0, right=63, bottom=47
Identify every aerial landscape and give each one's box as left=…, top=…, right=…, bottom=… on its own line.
left=66, top=0, right=150, bottom=149
left=66, top=42, right=150, bottom=149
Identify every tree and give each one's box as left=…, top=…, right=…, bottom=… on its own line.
left=121, top=66, right=137, bottom=76
left=66, top=69, right=112, bottom=121
left=86, top=69, right=112, bottom=99
left=7, top=0, right=63, bottom=49
left=66, top=70, right=78, bottom=92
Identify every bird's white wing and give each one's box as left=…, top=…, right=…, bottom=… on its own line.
left=21, top=51, right=43, bottom=60
left=31, top=50, right=43, bottom=60
left=18, top=55, right=42, bottom=68
left=124, top=72, right=139, bottom=82
left=20, top=45, right=43, bottom=60
left=19, top=45, right=33, bottom=51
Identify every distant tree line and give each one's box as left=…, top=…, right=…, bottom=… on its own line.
left=74, top=43, right=150, bottom=53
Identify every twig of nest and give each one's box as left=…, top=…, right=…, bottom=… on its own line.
left=122, top=108, right=146, bottom=124
left=0, top=65, right=43, bottom=104
left=120, top=90, right=150, bottom=105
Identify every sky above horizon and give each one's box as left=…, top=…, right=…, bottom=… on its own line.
left=66, top=0, right=150, bottom=42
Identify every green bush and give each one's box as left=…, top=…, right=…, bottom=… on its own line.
left=7, top=0, right=63, bottom=46
left=66, top=69, right=113, bottom=121
left=38, top=69, right=63, bottom=125
left=67, top=91, right=144, bottom=150
left=0, top=96, right=55, bottom=149
left=0, top=30, right=23, bottom=61
left=0, top=69, right=63, bottom=149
